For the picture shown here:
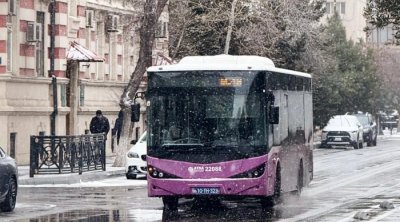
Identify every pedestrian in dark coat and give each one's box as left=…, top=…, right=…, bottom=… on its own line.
left=112, top=110, right=124, bottom=145
left=90, top=110, right=110, bottom=136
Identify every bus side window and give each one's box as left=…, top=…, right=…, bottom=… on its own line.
left=289, top=76, right=296, bottom=91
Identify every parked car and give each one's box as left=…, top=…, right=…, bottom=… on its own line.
left=379, top=110, right=399, bottom=129
left=321, top=115, right=364, bottom=149
left=125, top=131, right=147, bottom=179
left=0, top=146, right=18, bottom=212
left=352, top=113, right=377, bottom=147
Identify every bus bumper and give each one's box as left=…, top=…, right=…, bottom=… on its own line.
left=147, top=177, right=269, bottom=197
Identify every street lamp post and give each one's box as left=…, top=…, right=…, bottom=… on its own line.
left=50, top=0, right=57, bottom=136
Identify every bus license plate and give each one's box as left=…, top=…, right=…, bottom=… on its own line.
left=192, top=187, right=220, bottom=195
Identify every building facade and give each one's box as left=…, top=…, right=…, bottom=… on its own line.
left=322, top=0, right=367, bottom=42
left=322, top=0, right=396, bottom=45
left=0, top=0, right=169, bottom=164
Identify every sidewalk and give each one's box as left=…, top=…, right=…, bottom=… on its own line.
left=18, top=156, right=125, bottom=186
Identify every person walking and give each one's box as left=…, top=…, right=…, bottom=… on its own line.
left=111, top=110, right=124, bottom=152
left=90, top=110, right=110, bottom=137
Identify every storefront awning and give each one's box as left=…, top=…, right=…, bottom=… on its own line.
left=66, top=41, right=104, bottom=62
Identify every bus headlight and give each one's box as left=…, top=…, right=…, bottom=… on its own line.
left=148, top=165, right=178, bottom=179
left=231, top=164, right=266, bottom=178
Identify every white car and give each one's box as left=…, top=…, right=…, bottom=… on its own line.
left=125, top=131, right=147, bottom=179
left=320, top=115, right=364, bottom=149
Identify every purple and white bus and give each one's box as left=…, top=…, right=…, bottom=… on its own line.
left=145, top=55, right=313, bottom=211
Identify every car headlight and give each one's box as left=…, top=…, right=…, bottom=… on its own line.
left=127, top=152, right=139, bottom=158
left=350, top=131, right=358, bottom=139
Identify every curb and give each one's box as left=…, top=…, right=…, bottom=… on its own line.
left=18, top=169, right=125, bottom=186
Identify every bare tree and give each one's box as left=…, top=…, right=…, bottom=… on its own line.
left=168, top=0, right=325, bottom=71
left=113, top=0, right=168, bottom=167
left=224, top=0, right=238, bottom=54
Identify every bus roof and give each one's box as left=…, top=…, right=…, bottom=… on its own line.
left=147, top=54, right=312, bottom=78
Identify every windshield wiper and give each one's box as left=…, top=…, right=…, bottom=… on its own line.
left=226, top=146, right=250, bottom=159
left=205, top=143, right=250, bottom=159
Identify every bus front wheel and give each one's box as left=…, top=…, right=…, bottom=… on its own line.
left=261, top=165, right=281, bottom=207
left=162, top=196, right=178, bottom=211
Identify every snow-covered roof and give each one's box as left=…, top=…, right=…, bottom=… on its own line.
left=147, top=54, right=311, bottom=78
left=66, top=41, right=104, bottom=62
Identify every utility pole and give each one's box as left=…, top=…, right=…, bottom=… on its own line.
left=50, top=0, right=57, bottom=136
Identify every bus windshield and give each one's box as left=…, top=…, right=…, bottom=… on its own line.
left=147, top=71, right=267, bottom=161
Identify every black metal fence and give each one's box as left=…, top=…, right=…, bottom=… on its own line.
left=30, top=134, right=106, bottom=177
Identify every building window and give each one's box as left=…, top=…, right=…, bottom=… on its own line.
left=8, top=0, right=16, bottom=16
left=6, top=26, right=12, bottom=72
left=117, top=55, right=122, bottom=65
left=9, top=132, right=16, bottom=158
left=326, top=2, right=345, bottom=15
left=69, top=0, right=77, bottom=17
left=36, top=12, right=45, bottom=77
left=80, top=84, right=85, bottom=106
left=61, top=84, right=67, bottom=107
left=156, top=21, right=168, bottom=38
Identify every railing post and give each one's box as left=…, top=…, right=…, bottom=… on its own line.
left=67, top=137, right=77, bottom=173
left=79, top=137, right=83, bottom=175
left=87, top=135, right=91, bottom=171
left=58, top=137, right=64, bottom=173
left=103, top=133, right=106, bottom=171
left=29, top=136, right=36, bottom=178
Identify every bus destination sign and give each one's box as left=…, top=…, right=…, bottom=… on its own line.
left=219, top=77, right=243, bottom=87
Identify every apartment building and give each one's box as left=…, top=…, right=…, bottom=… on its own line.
left=323, top=0, right=396, bottom=45
left=0, top=0, right=169, bottom=164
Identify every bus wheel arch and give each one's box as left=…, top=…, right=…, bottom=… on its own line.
left=261, top=162, right=281, bottom=208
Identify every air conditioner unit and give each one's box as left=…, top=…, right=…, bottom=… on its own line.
left=107, top=15, right=119, bottom=32
left=26, top=22, right=42, bottom=42
left=86, top=10, right=94, bottom=28
left=155, top=21, right=167, bottom=38
left=8, top=0, right=16, bottom=16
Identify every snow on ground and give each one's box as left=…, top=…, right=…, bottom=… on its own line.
left=20, top=177, right=147, bottom=188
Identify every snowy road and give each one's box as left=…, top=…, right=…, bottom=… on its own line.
left=288, top=134, right=400, bottom=221
left=1, top=133, right=400, bottom=221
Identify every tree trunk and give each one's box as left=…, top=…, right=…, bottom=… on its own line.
left=224, top=0, right=238, bottom=54
left=113, top=0, right=168, bottom=167
left=172, top=18, right=187, bottom=59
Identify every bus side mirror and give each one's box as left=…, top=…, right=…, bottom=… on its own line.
left=131, top=104, right=140, bottom=122
left=269, top=106, right=279, bottom=124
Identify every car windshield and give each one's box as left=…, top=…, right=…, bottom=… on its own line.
left=327, top=116, right=356, bottom=128
left=355, top=115, right=369, bottom=126
left=138, top=132, right=147, bottom=143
